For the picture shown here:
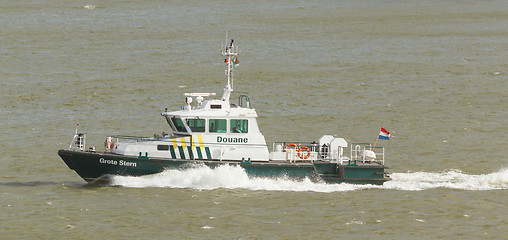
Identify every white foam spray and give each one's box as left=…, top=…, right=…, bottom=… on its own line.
left=385, top=168, right=508, bottom=191
left=110, top=165, right=508, bottom=192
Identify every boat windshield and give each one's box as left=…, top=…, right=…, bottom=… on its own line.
left=169, top=117, right=187, bottom=133
left=186, top=119, right=205, bottom=132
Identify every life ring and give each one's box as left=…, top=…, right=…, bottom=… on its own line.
left=297, top=146, right=311, bottom=159
left=285, top=143, right=297, bottom=152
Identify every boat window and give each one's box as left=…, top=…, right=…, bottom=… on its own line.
left=165, top=117, right=177, bottom=131
left=170, top=117, right=187, bottom=132
left=230, top=119, right=248, bottom=133
left=186, top=119, right=205, bottom=132
left=157, top=145, right=169, bottom=151
left=209, top=119, right=227, bottom=133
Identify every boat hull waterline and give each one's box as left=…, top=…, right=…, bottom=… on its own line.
left=58, top=150, right=389, bottom=185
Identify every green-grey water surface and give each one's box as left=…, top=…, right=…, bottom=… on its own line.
left=1, top=0, right=507, bottom=239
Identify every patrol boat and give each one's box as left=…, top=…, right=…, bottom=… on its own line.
left=58, top=39, right=390, bottom=185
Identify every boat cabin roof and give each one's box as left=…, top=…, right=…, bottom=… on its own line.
left=164, top=98, right=257, bottom=118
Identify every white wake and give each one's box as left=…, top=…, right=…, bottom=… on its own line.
left=385, top=168, right=508, bottom=191
left=110, top=165, right=508, bottom=192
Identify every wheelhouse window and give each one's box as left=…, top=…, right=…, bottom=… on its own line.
left=170, top=117, right=187, bottom=132
left=231, top=119, right=248, bottom=133
left=186, top=119, right=205, bottom=132
left=209, top=119, right=227, bottom=133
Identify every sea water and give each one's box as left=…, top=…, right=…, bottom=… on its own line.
left=1, top=0, right=507, bottom=239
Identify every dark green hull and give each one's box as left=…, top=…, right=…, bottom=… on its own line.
left=58, top=149, right=390, bottom=185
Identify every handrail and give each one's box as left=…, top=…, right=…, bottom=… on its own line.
left=238, top=95, right=252, bottom=108
left=272, top=141, right=385, bottom=164
left=350, top=143, right=385, bottom=165
left=110, top=135, right=153, bottom=141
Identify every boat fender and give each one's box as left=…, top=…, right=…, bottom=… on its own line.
left=297, top=146, right=311, bottom=159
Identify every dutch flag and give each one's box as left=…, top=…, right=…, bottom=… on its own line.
left=378, top=127, right=391, bottom=140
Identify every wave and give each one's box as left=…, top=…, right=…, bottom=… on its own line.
left=110, top=165, right=508, bottom=192
left=83, top=5, right=97, bottom=10
left=385, top=168, right=508, bottom=191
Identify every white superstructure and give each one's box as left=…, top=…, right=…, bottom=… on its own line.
left=110, top=39, right=270, bottom=161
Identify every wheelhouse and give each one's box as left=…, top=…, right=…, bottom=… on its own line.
left=164, top=115, right=251, bottom=135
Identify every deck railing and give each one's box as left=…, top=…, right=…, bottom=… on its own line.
left=273, top=142, right=327, bottom=162
left=350, top=143, right=385, bottom=165
left=273, top=141, right=385, bottom=164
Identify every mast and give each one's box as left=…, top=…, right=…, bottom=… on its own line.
left=221, top=38, right=239, bottom=102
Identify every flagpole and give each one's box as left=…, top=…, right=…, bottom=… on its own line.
left=373, top=135, right=379, bottom=149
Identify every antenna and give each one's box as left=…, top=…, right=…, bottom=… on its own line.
left=220, top=34, right=239, bottom=102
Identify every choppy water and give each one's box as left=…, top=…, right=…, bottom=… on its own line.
left=1, top=0, right=507, bottom=239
